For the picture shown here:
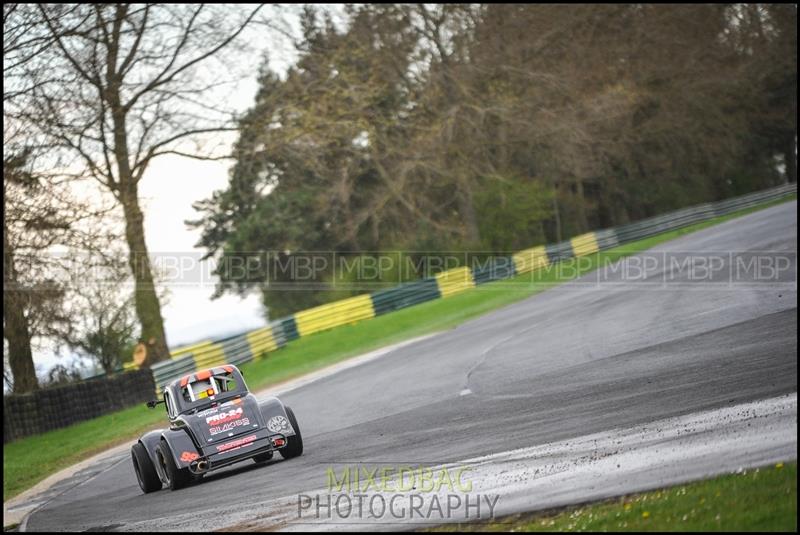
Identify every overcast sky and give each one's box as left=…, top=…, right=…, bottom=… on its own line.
left=32, top=4, right=347, bottom=376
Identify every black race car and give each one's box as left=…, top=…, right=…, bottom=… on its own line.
left=131, top=364, right=303, bottom=493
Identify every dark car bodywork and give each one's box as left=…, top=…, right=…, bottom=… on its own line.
left=131, top=364, right=302, bottom=492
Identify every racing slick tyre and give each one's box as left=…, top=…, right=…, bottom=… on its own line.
left=156, top=439, right=191, bottom=491
left=131, top=442, right=162, bottom=493
left=279, top=406, right=303, bottom=459
left=253, top=451, right=274, bottom=464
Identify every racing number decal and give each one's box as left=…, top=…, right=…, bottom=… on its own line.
left=180, top=451, right=199, bottom=462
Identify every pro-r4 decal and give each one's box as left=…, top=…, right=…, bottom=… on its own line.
left=206, top=407, right=243, bottom=425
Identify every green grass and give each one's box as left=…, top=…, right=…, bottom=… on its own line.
left=427, top=462, right=797, bottom=532
left=3, top=193, right=795, bottom=503
left=2, top=405, right=165, bottom=501
left=236, top=192, right=796, bottom=389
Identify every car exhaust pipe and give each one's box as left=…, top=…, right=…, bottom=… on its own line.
left=189, top=458, right=209, bottom=474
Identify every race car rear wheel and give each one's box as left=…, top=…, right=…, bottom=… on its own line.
left=156, top=439, right=191, bottom=491
left=280, top=406, right=303, bottom=459
left=131, top=442, right=162, bottom=493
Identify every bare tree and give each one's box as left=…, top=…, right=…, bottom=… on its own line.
left=9, top=4, right=265, bottom=366
left=4, top=4, right=95, bottom=392
left=3, top=173, right=42, bottom=391
left=62, top=257, right=138, bottom=375
left=3, top=138, right=119, bottom=392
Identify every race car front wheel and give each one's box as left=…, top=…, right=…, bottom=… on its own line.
left=280, top=406, right=303, bottom=459
left=156, top=439, right=191, bottom=490
left=131, top=442, right=162, bottom=493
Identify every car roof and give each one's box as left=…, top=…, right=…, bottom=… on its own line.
left=168, top=364, right=240, bottom=391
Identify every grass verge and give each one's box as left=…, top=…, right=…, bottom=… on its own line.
left=427, top=462, right=796, bottom=532
left=235, top=192, right=796, bottom=389
left=3, top=193, right=795, bottom=502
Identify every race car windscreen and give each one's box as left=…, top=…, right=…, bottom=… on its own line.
left=179, top=371, right=246, bottom=411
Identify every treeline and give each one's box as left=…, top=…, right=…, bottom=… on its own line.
left=191, top=5, right=796, bottom=317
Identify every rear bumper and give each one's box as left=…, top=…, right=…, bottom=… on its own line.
left=190, top=433, right=287, bottom=474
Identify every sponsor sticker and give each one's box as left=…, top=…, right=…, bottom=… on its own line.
left=197, top=407, right=218, bottom=418
left=216, top=434, right=257, bottom=453
left=209, top=417, right=251, bottom=435
left=267, top=415, right=290, bottom=433
left=206, top=407, right=243, bottom=425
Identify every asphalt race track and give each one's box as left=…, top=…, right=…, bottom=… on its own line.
left=23, top=201, right=797, bottom=531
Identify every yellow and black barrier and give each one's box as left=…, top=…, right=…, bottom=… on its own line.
left=149, top=183, right=796, bottom=394
left=294, top=294, right=376, bottom=337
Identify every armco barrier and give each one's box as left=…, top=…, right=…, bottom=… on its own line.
left=593, top=228, right=620, bottom=250
left=434, top=266, right=476, bottom=298
left=149, top=183, right=796, bottom=394
left=471, top=256, right=516, bottom=284
left=294, top=294, right=375, bottom=337
left=370, top=278, right=441, bottom=315
left=170, top=340, right=213, bottom=359
left=513, top=245, right=549, bottom=274
left=570, top=232, right=601, bottom=257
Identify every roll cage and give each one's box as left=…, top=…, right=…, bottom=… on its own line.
left=162, top=365, right=250, bottom=416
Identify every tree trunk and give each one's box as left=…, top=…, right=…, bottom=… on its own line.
left=552, top=182, right=562, bottom=243
left=107, top=76, right=170, bottom=367
left=785, top=132, right=797, bottom=184
left=3, top=225, right=39, bottom=393
left=101, top=349, right=115, bottom=376
left=497, top=115, right=509, bottom=172
left=457, top=181, right=481, bottom=245
left=120, top=191, right=170, bottom=367
left=575, top=179, right=589, bottom=233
